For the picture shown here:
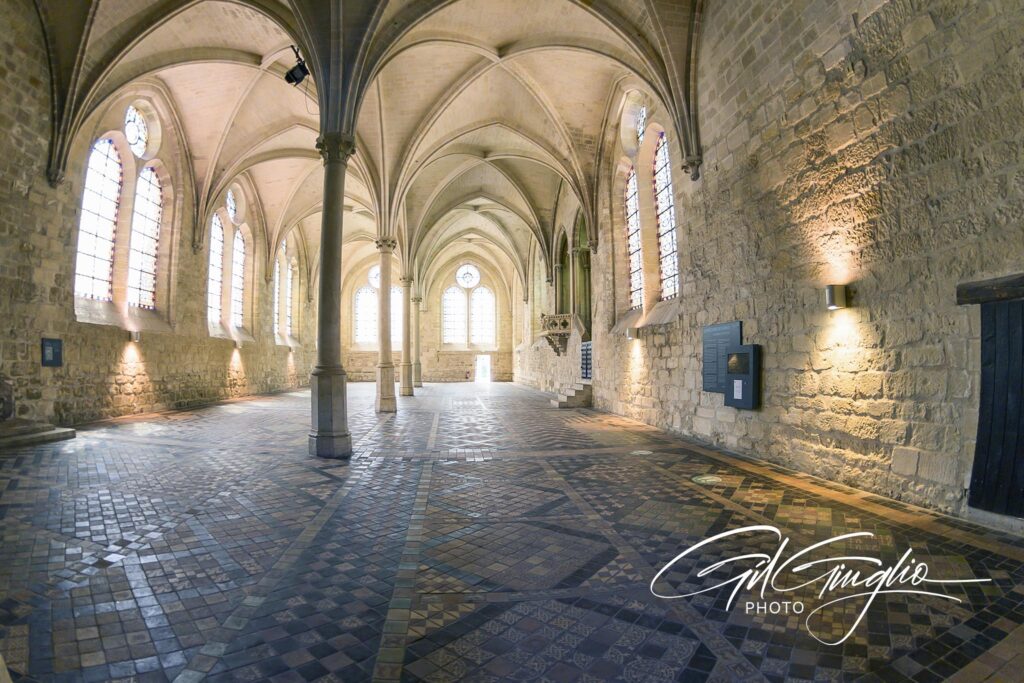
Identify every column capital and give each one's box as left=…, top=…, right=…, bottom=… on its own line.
left=317, top=132, right=356, bottom=164
left=399, top=277, right=414, bottom=286
left=411, top=296, right=422, bottom=304
left=375, top=237, right=398, bottom=253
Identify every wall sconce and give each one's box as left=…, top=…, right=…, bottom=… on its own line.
left=825, top=284, right=847, bottom=310
left=234, top=339, right=242, bottom=349
left=128, top=330, right=142, bottom=343
left=626, top=326, right=640, bottom=340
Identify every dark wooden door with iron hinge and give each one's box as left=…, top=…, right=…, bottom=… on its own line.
left=968, top=299, right=1024, bottom=516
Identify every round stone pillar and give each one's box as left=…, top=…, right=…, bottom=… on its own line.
left=399, top=278, right=415, bottom=396
left=309, top=133, right=355, bottom=459
left=412, top=296, right=423, bottom=387
left=375, top=237, right=397, bottom=413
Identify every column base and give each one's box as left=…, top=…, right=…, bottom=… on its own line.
left=376, top=363, right=397, bottom=412
left=309, top=366, right=352, bottom=459
left=413, top=362, right=422, bottom=387
left=308, top=432, right=353, bottom=459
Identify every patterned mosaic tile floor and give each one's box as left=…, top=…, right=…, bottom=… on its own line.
left=1, top=382, right=1023, bottom=683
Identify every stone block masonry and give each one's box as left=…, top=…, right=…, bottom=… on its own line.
left=518, top=0, right=1024, bottom=521
left=0, top=0, right=314, bottom=425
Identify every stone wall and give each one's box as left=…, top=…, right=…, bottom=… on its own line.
left=515, top=330, right=584, bottom=395
left=0, top=0, right=315, bottom=425
left=418, top=302, right=513, bottom=382
left=578, top=0, right=1024, bottom=518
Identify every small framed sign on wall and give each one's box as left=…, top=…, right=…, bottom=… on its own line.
left=41, top=338, right=63, bottom=367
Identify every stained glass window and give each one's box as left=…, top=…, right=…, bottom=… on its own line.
left=272, top=259, right=280, bottom=336
left=456, top=264, right=480, bottom=289
left=226, top=189, right=238, bottom=224
left=124, top=105, right=148, bottom=157
left=207, top=215, right=224, bottom=323
left=286, top=263, right=294, bottom=337
left=391, top=286, right=402, bottom=344
left=636, top=105, right=647, bottom=145
left=75, top=139, right=122, bottom=301
left=653, top=132, right=679, bottom=300
left=230, top=230, right=245, bottom=328
left=126, top=167, right=162, bottom=309
left=624, top=168, right=643, bottom=309
left=275, top=240, right=287, bottom=336
left=471, top=286, right=495, bottom=346
left=354, top=286, right=377, bottom=344
left=367, top=264, right=381, bottom=289
left=442, top=286, right=467, bottom=344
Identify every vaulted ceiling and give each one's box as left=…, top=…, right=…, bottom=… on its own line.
left=33, top=0, right=702, bottom=293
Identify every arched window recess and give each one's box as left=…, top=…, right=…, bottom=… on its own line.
left=73, top=101, right=175, bottom=332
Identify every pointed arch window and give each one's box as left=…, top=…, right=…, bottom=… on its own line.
left=207, top=215, right=224, bottom=323
left=653, top=132, right=679, bottom=300
left=230, top=230, right=246, bottom=328
left=126, top=167, right=163, bottom=309
left=286, top=262, right=295, bottom=337
left=636, top=105, right=647, bottom=145
left=75, top=139, right=123, bottom=302
left=442, top=286, right=467, bottom=344
left=354, top=286, right=377, bottom=344
left=471, top=286, right=495, bottom=346
left=74, top=104, right=180, bottom=327
left=272, top=258, right=281, bottom=336
left=624, top=168, right=644, bottom=309
left=275, top=240, right=287, bottom=338
left=442, top=265, right=495, bottom=347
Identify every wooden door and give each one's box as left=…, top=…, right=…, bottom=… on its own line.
left=968, top=299, right=1024, bottom=516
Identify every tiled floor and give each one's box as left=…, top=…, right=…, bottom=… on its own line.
left=1, top=382, right=1023, bottom=682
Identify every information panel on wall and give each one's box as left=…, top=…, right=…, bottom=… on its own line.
left=701, top=321, right=741, bottom=393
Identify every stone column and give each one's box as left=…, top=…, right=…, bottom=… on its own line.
left=399, top=278, right=414, bottom=396
left=568, top=248, right=577, bottom=319
left=554, top=263, right=564, bottom=314
left=412, top=296, right=423, bottom=387
left=578, top=247, right=592, bottom=334
left=309, top=133, right=355, bottom=459
left=375, top=238, right=397, bottom=412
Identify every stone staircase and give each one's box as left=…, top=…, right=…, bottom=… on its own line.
left=0, top=418, right=76, bottom=450
left=551, top=381, right=592, bottom=408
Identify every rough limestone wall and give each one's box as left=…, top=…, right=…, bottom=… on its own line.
left=514, top=330, right=583, bottom=394
left=592, top=0, right=1024, bottom=517
left=341, top=351, right=400, bottom=382
left=0, top=0, right=315, bottom=425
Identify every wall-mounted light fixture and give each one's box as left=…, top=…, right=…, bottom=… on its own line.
left=234, top=339, right=242, bottom=349
left=128, top=330, right=142, bottom=343
left=626, top=326, right=640, bottom=340
left=825, top=284, right=847, bottom=310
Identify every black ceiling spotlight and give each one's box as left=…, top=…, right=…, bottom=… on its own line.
left=284, top=45, right=310, bottom=86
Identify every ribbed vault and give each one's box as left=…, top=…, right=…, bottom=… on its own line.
left=33, top=0, right=702, bottom=309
